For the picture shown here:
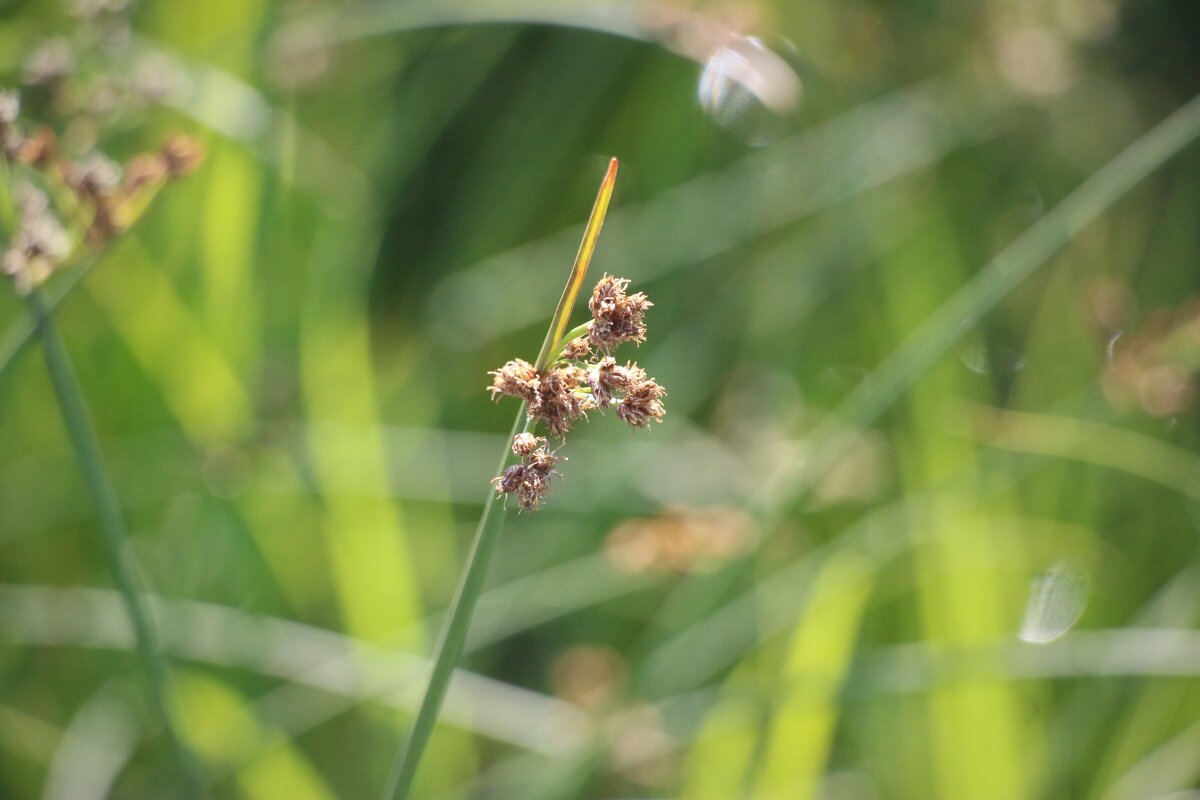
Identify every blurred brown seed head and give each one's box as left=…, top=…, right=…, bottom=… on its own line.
left=64, top=152, right=121, bottom=199
left=22, top=38, right=74, bottom=87
left=550, top=645, right=626, bottom=710
left=1101, top=300, right=1200, bottom=417
left=605, top=704, right=677, bottom=787
left=123, top=152, right=168, bottom=194
left=0, top=91, right=19, bottom=125
left=605, top=507, right=755, bottom=574
left=17, top=127, right=57, bottom=168
left=2, top=183, right=71, bottom=295
left=160, top=134, right=205, bottom=177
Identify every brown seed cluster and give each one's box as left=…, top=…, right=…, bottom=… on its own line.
left=488, top=275, right=666, bottom=510
left=489, top=359, right=595, bottom=437
left=2, top=182, right=71, bottom=295
left=588, top=274, right=652, bottom=351
left=491, top=433, right=562, bottom=512
left=589, top=356, right=666, bottom=428
left=0, top=89, right=203, bottom=293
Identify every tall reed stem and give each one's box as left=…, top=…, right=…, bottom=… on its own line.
left=382, top=158, right=618, bottom=800
left=27, top=289, right=203, bottom=800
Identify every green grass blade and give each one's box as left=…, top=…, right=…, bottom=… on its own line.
left=772, top=89, right=1200, bottom=510
left=384, top=157, right=619, bottom=800
left=534, top=157, right=618, bottom=370
left=0, top=256, right=97, bottom=382
left=26, top=289, right=203, bottom=800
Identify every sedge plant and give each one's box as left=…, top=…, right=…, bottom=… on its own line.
left=0, top=89, right=205, bottom=798
left=383, top=157, right=667, bottom=799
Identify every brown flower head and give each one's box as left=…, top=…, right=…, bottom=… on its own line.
left=527, top=445, right=562, bottom=475
left=488, top=358, right=538, bottom=403
left=589, top=356, right=649, bottom=409
left=487, top=267, right=666, bottom=509
left=588, top=273, right=652, bottom=351
left=511, top=432, right=544, bottom=457
left=493, top=463, right=528, bottom=495
left=16, top=126, right=56, bottom=168
left=515, top=466, right=551, bottom=511
left=562, top=335, right=592, bottom=360
left=492, top=438, right=562, bottom=511
left=2, top=183, right=71, bottom=294
left=529, top=365, right=592, bottom=437
left=124, top=152, right=168, bottom=194
left=64, top=153, right=122, bottom=200
left=616, top=378, right=666, bottom=429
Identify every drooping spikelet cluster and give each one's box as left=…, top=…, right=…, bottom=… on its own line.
left=0, top=89, right=203, bottom=294
left=491, top=433, right=562, bottom=512
left=488, top=274, right=666, bottom=510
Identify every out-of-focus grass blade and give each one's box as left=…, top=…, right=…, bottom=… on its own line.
left=534, top=157, right=617, bottom=370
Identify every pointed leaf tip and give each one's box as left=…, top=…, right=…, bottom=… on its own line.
left=536, top=157, right=620, bottom=369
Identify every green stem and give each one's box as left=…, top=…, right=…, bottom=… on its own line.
left=27, top=289, right=204, bottom=800
left=383, top=159, right=615, bottom=800
left=0, top=256, right=97, bottom=381
left=549, top=321, right=592, bottom=363
left=381, top=405, right=524, bottom=800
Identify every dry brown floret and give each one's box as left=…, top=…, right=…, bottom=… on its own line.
left=529, top=365, right=592, bottom=437
left=488, top=358, right=538, bottom=403
left=562, top=335, right=592, bottom=360
left=589, top=357, right=650, bottom=409
left=616, top=378, right=666, bottom=429
left=487, top=273, right=666, bottom=510
left=527, top=446, right=561, bottom=475
left=516, top=467, right=551, bottom=511
left=511, top=432, right=544, bottom=457
left=587, top=273, right=652, bottom=351
left=492, top=458, right=557, bottom=511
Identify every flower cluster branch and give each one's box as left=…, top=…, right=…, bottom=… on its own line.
left=487, top=274, right=666, bottom=511
left=0, top=89, right=202, bottom=294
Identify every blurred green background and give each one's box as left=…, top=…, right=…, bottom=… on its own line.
left=2, top=0, right=1200, bottom=798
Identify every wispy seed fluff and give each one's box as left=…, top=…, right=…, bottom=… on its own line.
left=487, top=274, right=666, bottom=511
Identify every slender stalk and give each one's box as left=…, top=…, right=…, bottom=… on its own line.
left=0, top=255, right=97, bottom=380
left=382, top=158, right=619, bottom=800
left=533, top=158, right=619, bottom=371
left=550, top=320, right=593, bottom=362
left=381, top=407, right=523, bottom=800
left=27, top=289, right=203, bottom=800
